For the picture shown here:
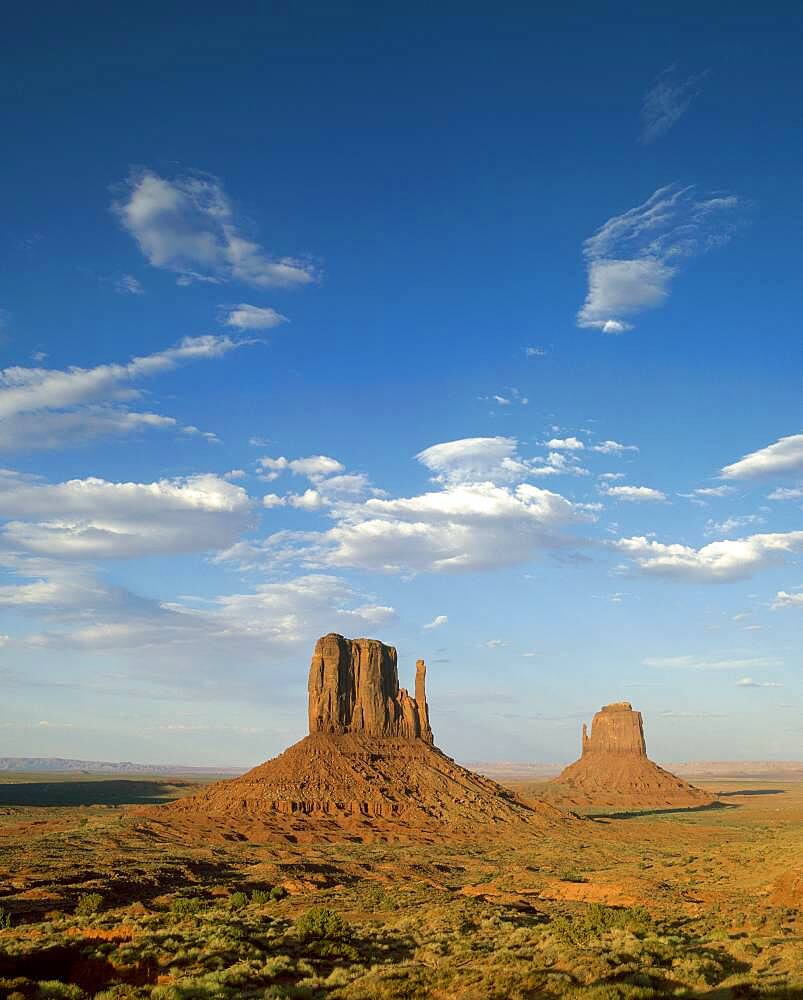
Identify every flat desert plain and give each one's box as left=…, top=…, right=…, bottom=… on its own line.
left=0, top=770, right=801, bottom=1000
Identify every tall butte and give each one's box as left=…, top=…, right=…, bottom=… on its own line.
left=545, top=702, right=715, bottom=812
left=152, top=634, right=568, bottom=842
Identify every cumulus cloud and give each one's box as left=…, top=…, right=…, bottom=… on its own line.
left=112, top=169, right=316, bottom=288
left=602, top=485, right=666, bottom=502
left=577, top=184, right=739, bottom=332
left=772, top=590, right=803, bottom=609
left=0, top=335, right=245, bottom=451
left=423, top=614, right=448, bottom=629
left=546, top=436, right=585, bottom=451
left=0, top=471, right=251, bottom=559
left=721, top=433, right=803, bottom=480
left=615, top=531, right=803, bottom=582
left=640, top=66, right=709, bottom=144
left=223, top=303, right=288, bottom=330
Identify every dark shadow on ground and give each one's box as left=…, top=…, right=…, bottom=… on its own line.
left=0, top=779, right=189, bottom=807
left=717, top=788, right=786, bottom=797
left=588, top=800, right=735, bottom=821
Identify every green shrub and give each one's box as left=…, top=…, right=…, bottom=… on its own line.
left=74, top=892, right=103, bottom=916
left=251, top=888, right=272, bottom=905
left=170, top=896, right=203, bottom=917
left=36, top=982, right=85, bottom=999
left=270, top=886, right=288, bottom=901
left=229, top=891, right=248, bottom=910
left=0, top=907, right=11, bottom=929
left=294, top=906, right=347, bottom=942
left=560, top=870, right=589, bottom=883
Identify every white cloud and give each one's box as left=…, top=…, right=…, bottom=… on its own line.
left=644, top=654, right=779, bottom=671
left=772, top=590, right=803, bottom=609
left=262, top=493, right=286, bottom=508
left=592, top=440, right=639, bottom=455
left=483, top=639, right=506, bottom=648
left=12, top=570, right=396, bottom=667
left=416, top=437, right=530, bottom=485
left=289, top=455, right=345, bottom=478
left=602, top=484, right=666, bottom=502
left=223, top=303, right=288, bottom=330
left=546, top=436, right=585, bottom=451
left=598, top=472, right=626, bottom=482
left=0, top=335, right=245, bottom=451
left=0, top=471, right=251, bottom=559
left=736, top=677, right=783, bottom=688
left=223, top=469, right=246, bottom=481
left=531, top=451, right=590, bottom=478
left=525, top=346, right=547, bottom=358
left=721, top=434, right=803, bottom=480
left=577, top=184, right=739, bottom=332
left=115, top=274, right=144, bottom=295
left=704, top=514, right=764, bottom=536
left=615, top=531, right=803, bottom=582
left=228, top=478, right=592, bottom=576
left=113, top=169, right=316, bottom=288
left=640, top=66, right=709, bottom=143
left=288, top=489, right=324, bottom=511
left=423, top=614, right=448, bottom=629
left=768, top=486, right=803, bottom=501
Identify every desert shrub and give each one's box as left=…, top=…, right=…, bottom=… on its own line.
left=36, top=982, right=85, bottom=1000
left=294, top=907, right=347, bottom=941
left=251, top=888, right=272, bottom=905
left=270, top=886, right=288, bottom=901
left=170, top=896, right=203, bottom=917
left=229, top=891, right=248, bottom=910
left=74, top=892, right=103, bottom=916
left=551, top=905, right=653, bottom=945
left=560, top=870, right=590, bottom=883
left=0, top=907, right=11, bottom=928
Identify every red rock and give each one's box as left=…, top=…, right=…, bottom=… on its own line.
left=546, top=701, right=715, bottom=812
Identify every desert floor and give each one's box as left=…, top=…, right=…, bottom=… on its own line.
left=0, top=773, right=800, bottom=999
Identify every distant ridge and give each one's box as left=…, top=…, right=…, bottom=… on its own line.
left=0, top=757, right=246, bottom=775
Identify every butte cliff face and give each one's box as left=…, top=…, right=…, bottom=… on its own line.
left=150, top=633, right=566, bottom=843
left=308, top=634, right=432, bottom=742
left=546, top=701, right=715, bottom=813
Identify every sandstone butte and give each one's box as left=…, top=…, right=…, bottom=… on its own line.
left=147, top=633, right=571, bottom=843
left=544, top=701, right=715, bottom=812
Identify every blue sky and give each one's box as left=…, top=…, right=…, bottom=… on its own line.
left=1, top=5, right=801, bottom=765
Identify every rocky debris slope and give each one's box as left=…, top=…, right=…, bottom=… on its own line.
left=544, top=702, right=715, bottom=812
left=147, top=634, right=571, bottom=842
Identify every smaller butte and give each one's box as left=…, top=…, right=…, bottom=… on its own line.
left=544, top=701, right=715, bottom=813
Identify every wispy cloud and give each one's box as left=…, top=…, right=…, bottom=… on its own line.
left=645, top=654, right=780, bottom=671
left=114, top=274, right=144, bottom=295
left=736, top=677, right=782, bottom=688
left=640, top=66, right=709, bottom=144
left=577, top=184, right=740, bottom=332
left=112, top=169, right=317, bottom=288
left=0, top=336, right=246, bottom=451
left=721, top=433, right=803, bottom=480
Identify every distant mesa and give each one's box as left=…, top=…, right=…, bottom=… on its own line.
left=545, top=702, right=716, bottom=812
left=147, top=633, right=570, bottom=842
